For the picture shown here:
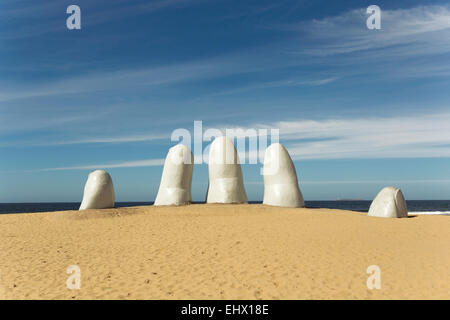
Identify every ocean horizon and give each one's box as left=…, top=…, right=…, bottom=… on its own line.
left=1, top=200, right=449, bottom=215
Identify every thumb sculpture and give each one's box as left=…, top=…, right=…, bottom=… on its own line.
left=79, top=170, right=115, bottom=210
left=154, top=144, right=194, bottom=206
left=206, top=136, right=248, bottom=204
left=263, top=143, right=305, bottom=208
left=368, top=186, right=408, bottom=218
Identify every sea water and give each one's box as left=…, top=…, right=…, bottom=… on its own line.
left=0, top=200, right=449, bottom=215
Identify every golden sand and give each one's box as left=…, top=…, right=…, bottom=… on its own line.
left=0, top=204, right=449, bottom=300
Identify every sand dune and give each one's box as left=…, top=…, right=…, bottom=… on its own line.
left=0, top=204, right=449, bottom=299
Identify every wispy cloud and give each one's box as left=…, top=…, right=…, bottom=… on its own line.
left=2, top=5, right=449, bottom=103
left=0, top=0, right=207, bottom=40
left=300, top=77, right=339, bottom=86
left=44, top=134, right=168, bottom=146
left=38, top=158, right=164, bottom=171
left=29, top=111, right=450, bottom=160
left=284, top=5, right=450, bottom=57
left=9, top=111, right=450, bottom=172
left=206, top=77, right=340, bottom=97
left=0, top=46, right=277, bottom=103
left=0, top=59, right=226, bottom=102
left=257, top=112, right=450, bottom=160
left=2, top=4, right=450, bottom=153
left=212, top=112, right=450, bottom=160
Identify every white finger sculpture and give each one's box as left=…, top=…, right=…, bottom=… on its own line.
left=79, top=170, right=115, bottom=210
left=154, top=144, right=194, bottom=206
left=206, top=136, right=248, bottom=204
left=263, top=143, right=305, bottom=208
left=368, top=186, right=408, bottom=218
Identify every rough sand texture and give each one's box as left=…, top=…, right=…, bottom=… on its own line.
left=0, top=204, right=449, bottom=300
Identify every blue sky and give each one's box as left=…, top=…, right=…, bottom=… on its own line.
left=1, top=0, right=450, bottom=202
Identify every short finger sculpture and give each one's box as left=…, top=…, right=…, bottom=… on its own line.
left=263, top=143, right=305, bottom=208
left=368, top=186, right=408, bottom=218
left=154, top=144, right=194, bottom=206
left=206, top=136, right=248, bottom=204
left=79, top=170, right=115, bottom=210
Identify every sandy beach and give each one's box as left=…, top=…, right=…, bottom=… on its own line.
left=0, top=204, right=449, bottom=300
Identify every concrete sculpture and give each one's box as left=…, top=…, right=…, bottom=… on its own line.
left=263, top=143, right=305, bottom=208
left=79, top=170, right=115, bottom=210
left=368, top=186, right=408, bottom=218
left=154, top=144, right=194, bottom=206
left=206, top=136, right=248, bottom=204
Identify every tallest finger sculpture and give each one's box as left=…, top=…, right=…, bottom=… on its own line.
left=263, top=143, right=305, bottom=208
left=206, top=136, right=248, bottom=204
